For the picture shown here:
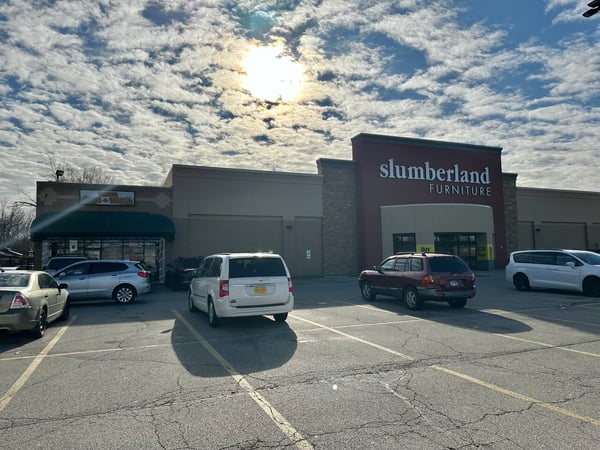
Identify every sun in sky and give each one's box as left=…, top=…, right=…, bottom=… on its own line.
left=242, top=43, right=304, bottom=103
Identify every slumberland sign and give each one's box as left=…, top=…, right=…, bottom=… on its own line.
left=379, top=159, right=492, bottom=197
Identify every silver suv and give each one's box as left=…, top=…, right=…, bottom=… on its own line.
left=54, top=260, right=151, bottom=303
left=45, top=256, right=87, bottom=275
left=189, top=252, right=294, bottom=327
left=505, top=249, right=600, bottom=297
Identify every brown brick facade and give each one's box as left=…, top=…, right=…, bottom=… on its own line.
left=317, top=159, right=359, bottom=275
left=502, top=173, right=519, bottom=258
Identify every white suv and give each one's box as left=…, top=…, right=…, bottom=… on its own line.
left=188, top=253, right=294, bottom=327
left=505, top=249, right=600, bottom=297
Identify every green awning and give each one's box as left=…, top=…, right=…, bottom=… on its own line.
left=30, top=211, right=175, bottom=240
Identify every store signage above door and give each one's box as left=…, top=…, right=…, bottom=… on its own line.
left=379, top=159, right=492, bottom=197
left=80, top=189, right=135, bottom=206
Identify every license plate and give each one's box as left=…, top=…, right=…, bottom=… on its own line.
left=449, top=280, right=459, bottom=287
left=253, top=285, right=267, bottom=294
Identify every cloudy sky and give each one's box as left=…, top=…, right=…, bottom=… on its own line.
left=1, top=0, right=599, bottom=204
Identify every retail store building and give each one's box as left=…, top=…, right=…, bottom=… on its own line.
left=31, top=133, right=600, bottom=280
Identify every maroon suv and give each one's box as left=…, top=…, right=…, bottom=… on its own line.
left=358, top=252, right=476, bottom=310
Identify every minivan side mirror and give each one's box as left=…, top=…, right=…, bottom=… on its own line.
left=566, top=261, right=576, bottom=269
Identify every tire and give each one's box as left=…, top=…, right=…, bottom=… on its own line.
left=360, top=281, right=376, bottom=301
left=274, top=313, right=288, bottom=322
left=403, top=286, right=423, bottom=311
left=58, top=298, right=71, bottom=321
left=513, top=273, right=530, bottom=291
left=448, top=298, right=467, bottom=308
left=32, top=307, right=48, bottom=339
left=207, top=299, right=219, bottom=327
left=113, top=284, right=136, bottom=304
left=582, top=277, right=600, bottom=297
left=188, top=293, right=197, bottom=312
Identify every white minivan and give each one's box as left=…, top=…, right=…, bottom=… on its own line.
left=505, top=249, right=600, bottom=297
left=188, top=252, right=294, bottom=327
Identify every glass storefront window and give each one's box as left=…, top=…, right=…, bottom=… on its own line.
left=44, top=238, right=165, bottom=282
left=393, top=233, right=416, bottom=253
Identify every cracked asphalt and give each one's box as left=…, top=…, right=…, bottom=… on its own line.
left=1, top=270, right=599, bottom=449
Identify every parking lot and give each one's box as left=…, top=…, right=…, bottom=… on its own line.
left=1, top=271, right=599, bottom=449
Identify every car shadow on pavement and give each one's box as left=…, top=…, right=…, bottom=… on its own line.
left=171, top=312, right=298, bottom=377
left=362, top=296, right=532, bottom=334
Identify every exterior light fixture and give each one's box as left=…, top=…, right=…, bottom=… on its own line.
left=583, top=0, right=600, bottom=17
left=55, top=169, right=64, bottom=182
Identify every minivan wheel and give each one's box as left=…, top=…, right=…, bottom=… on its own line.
left=403, top=287, right=423, bottom=311
left=113, top=285, right=136, bottom=303
left=32, top=307, right=48, bottom=339
left=274, top=313, right=288, bottom=322
left=582, top=277, right=600, bottom=297
left=360, top=281, right=376, bottom=301
left=207, top=299, right=219, bottom=327
left=448, top=298, right=467, bottom=308
left=513, top=274, right=530, bottom=291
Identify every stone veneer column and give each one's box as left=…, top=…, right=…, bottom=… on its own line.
left=503, top=173, right=519, bottom=255
left=317, top=159, right=358, bottom=276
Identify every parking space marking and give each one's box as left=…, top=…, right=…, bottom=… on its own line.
left=482, top=308, right=600, bottom=329
left=432, top=365, right=600, bottom=426
left=334, top=300, right=406, bottom=314
left=0, top=343, right=176, bottom=362
left=493, top=333, right=600, bottom=358
left=334, top=318, right=424, bottom=329
left=291, top=314, right=415, bottom=361
left=173, top=310, right=314, bottom=450
left=0, top=316, right=74, bottom=412
left=291, top=313, right=600, bottom=426
left=528, top=315, right=600, bottom=328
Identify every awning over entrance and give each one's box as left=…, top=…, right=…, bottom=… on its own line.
left=30, top=211, right=175, bottom=240
left=0, top=247, right=23, bottom=257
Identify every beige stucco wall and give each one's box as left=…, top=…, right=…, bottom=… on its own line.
left=167, top=165, right=323, bottom=277
left=516, top=187, right=600, bottom=250
left=380, top=203, right=494, bottom=256
left=36, top=181, right=172, bottom=215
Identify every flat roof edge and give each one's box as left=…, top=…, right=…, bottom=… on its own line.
left=351, top=133, right=503, bottom=153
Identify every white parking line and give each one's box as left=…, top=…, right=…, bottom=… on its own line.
left=173, top=310, right=314, bottom=450
left=290, top=313, right=600, bottom=426
left=493, top=333, right=600, bottom=358
left=481, top=308, right=600, bottom=328
left=0, top=317, right=74, bottom=412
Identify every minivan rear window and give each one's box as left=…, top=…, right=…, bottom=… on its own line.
left=228, top=257, right=286, bottom=278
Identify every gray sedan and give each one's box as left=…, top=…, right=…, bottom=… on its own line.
left=0, top=270, right=70, bottom=338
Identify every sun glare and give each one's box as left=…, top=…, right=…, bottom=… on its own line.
left=242, top=44, right=304, bottom=102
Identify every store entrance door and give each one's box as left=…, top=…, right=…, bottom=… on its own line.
left=434, top=233, right=478, bottom=268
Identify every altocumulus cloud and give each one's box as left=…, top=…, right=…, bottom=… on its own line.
left=0, top=0, right=599, bottom=203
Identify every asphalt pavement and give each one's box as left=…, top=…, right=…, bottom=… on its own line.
left=1, top=270, right=599, bottom=449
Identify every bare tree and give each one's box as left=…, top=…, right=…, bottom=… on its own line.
left=45, top=152, right=114, bottom=184
left=0, top=198, right=34, bottom=258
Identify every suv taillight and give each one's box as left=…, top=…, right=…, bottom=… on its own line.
left=288, top=277, right=293, bottom=293
left=421, top=275, right=435, bottom=286
left=219, top=279, right=229, bottom=297
left=137, top=271, right=149, bottom=278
